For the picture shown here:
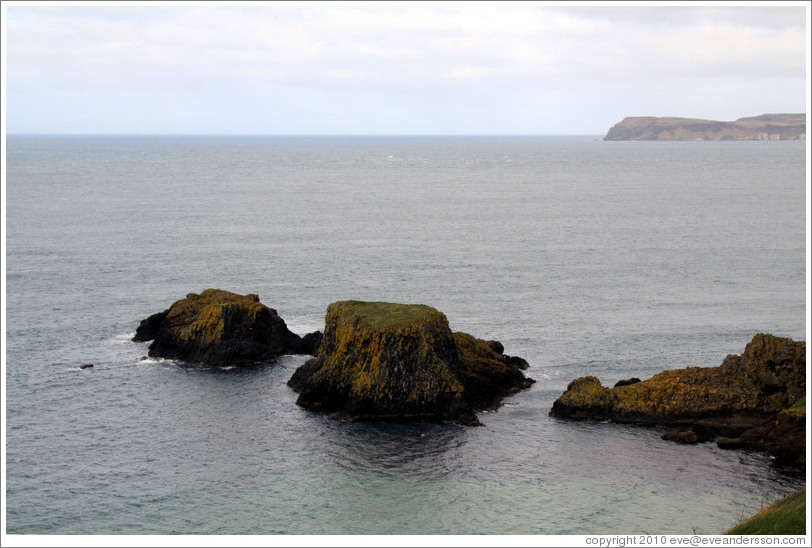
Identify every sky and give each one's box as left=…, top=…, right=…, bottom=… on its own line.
left=1, top=1, right=809, bottom=135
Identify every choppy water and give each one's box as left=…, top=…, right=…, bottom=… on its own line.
left=4, top=135, right=807, bottom=536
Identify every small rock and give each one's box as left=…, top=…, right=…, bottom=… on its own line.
left=297, top=330, right=323, bottom=355
left=503, top=355, right=530, bottom=370
left=485, top=340, right=505, bottom=354
left=717, top=437, right=747, bottom=450
left=662, top=430, right=699, bottom=444
left=614, top=377, right=641, bottom=388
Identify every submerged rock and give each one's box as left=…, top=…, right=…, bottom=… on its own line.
left=661, top=430, right=699, bottom=444
left=132, top=289, right=320, bottom=366
left=288, top=301, right=534, bottom=425
left=550, top=334, right=806, bottom=468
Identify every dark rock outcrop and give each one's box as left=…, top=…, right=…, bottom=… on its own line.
left=550, top=334, right=806, bottom=468
left=298, top=330, right=323, bottom=356
left=287, top=301, right=534, bottom=425
left=132, top=289, right=321, bottom=366
left=614, top=377, right=641, bottom=388
left=717, top=404, right=806, bottom=469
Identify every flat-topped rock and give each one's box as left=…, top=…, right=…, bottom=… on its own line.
left=288, top=301, right=534, bottom=425
left=132, top=289, right=321, bottom=366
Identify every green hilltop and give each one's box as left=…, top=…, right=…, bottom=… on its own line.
left=604, top=113, right=806, bottom=141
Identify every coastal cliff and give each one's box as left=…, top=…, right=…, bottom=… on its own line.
left=288, top=301, right=534, bottom=425
left=604, top=113, right=806, bottom=141
left=550, top=334, right=806, bottom=468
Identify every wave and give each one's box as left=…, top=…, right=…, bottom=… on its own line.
left=109, top=332, right=139, bottom=344
left=287, top=322, right=324, bottom=336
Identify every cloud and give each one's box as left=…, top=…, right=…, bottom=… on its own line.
left=4, top=2, right=807, bottom=134
left=555, top=5, right=806, bottom=30
left=9, top=4, right=805, bottom=84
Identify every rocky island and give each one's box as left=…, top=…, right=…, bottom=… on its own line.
left=288, top=301, right=534, bottom=425
left=604, top=113, right=806, bottom=141
left=550, top=333, right=806, bottom=469
left=133, top=289, right=321, bottom=366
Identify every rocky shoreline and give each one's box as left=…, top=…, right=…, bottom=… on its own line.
left=550, top=334, right=806, bottom=470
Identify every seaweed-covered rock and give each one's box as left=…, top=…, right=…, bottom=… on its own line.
left=661, top=430, right=699, bottom=444
left=132, top=289, right=320, bottom=366
left=288, top=301, right=534, bottom=425
left=550, top=334, right=806, bottom=468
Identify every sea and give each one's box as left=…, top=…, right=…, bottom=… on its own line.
left=3, top=135, right=808, bottom=538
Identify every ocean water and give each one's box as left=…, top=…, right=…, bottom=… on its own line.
left=3, top=135, right=807, bottom=536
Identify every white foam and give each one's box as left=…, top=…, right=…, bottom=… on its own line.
left=110, top=332, right=139, bottom=345
left=287, top=322, right=323, bottom=335
left=138, top=356, right=171, bottom=364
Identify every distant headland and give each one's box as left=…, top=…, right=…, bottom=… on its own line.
left=604, top=113, right=806, bottom=141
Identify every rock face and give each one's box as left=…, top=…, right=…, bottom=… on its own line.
left=550, top=334, right=806, bottom=467
left=604, top=113, right=806, bottom=141
left=287, top=301, right=534, bottom=425
left=133, top=289, right=321, bottom=366
left=717, top=406, right=806, bottom=469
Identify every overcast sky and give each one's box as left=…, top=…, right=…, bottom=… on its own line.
left=2, top=1, right=809, bottom=135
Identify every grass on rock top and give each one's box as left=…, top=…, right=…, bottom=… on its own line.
left=336, top=301, right=443, bottom=329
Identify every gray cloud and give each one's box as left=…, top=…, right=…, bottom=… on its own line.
left=4, top=2, right=807, bottom=134
left=551, top=5, right=805, bottom=29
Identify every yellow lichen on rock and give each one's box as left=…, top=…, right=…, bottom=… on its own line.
left=551, top=333, right=805, bottom=426
left=133, top=288, right=315, bottom=366
left=181, top=304, right=226, bottom=344
left=549, top=376, right=614, bottom=419
left=289, top=300, right=532, bottom=425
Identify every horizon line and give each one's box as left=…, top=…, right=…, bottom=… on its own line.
left=5, top=132, right=607, bottom=138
